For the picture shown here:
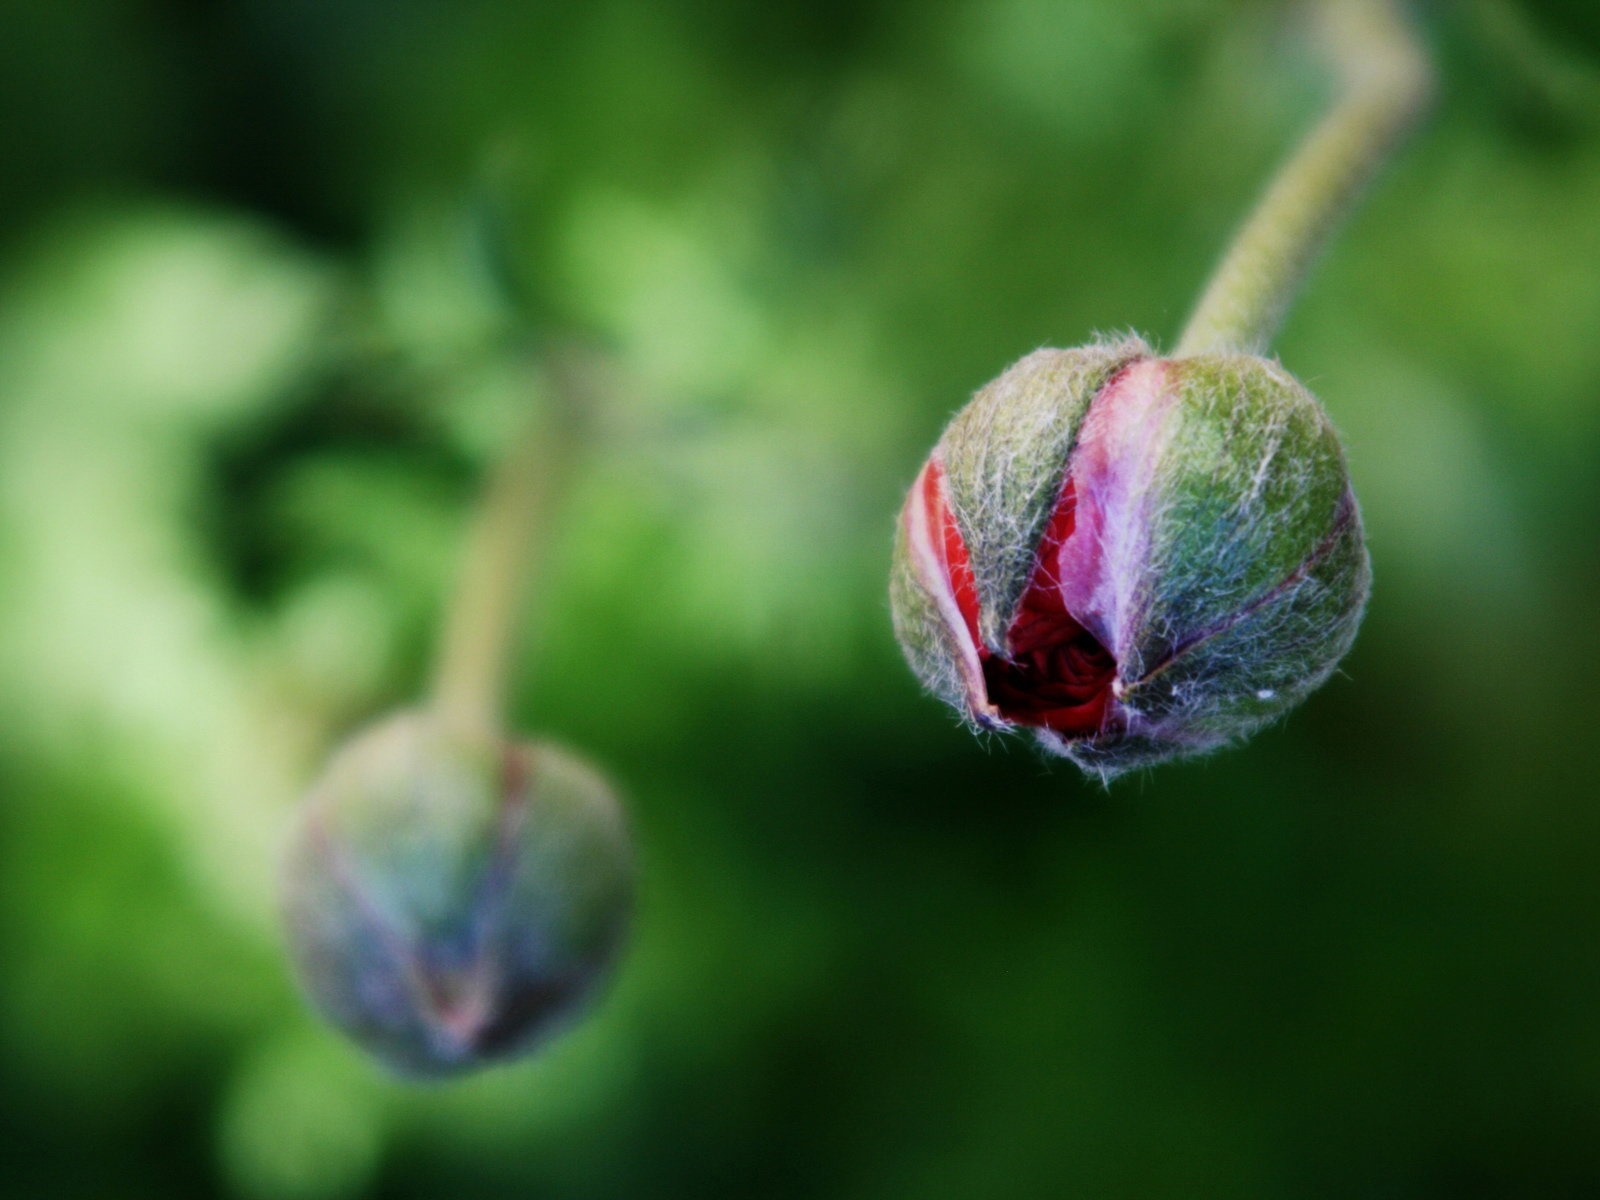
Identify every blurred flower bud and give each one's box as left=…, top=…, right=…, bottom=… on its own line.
left=281, top=712, right=632, bottom=1078
left=891, top=337, right=1369, bottom=777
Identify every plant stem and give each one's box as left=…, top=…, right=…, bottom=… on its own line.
left=431, top=351, right=589, bottom=737
left=1174, top=0, right=1432, bottom=357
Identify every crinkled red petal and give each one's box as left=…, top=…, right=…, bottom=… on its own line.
left=986, top=477, right=1115, bottom=737
left=927, top=465, right=1115, bottom=738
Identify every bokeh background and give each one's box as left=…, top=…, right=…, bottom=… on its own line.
left=2, top=0, right=1598, bottom=1196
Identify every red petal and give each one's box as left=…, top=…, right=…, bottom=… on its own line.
left=983, top=477, right=1116, bottom=738
left=922, top=459, right=982, bottom=649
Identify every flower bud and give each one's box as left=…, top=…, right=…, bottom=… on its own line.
left=891, top=337, right=1369, bottom=777
left=280, top=712, right=632, bottom=1077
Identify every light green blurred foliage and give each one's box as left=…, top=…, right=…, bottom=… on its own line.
left=0, top=1, right=1598, bottom=1197
left=219, top=1032, right=385, bottom=1200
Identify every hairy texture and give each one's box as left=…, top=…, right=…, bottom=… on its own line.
left=281, top=712, right=633, bottom=1077
left=891, top=341, right=1370, bottom=779
left=940, top=339, right=1147, bottom=649
left=891, top=458, right=992, bottom=723
left=890, top=484, right=969, bottom=720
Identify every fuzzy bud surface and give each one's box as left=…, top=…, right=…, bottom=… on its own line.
left=280, top=712, right=633, bottom=1077
left=890, top=338, right=1369, bottom=777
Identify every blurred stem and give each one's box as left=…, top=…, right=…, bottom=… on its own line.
left=1174, top=0, right=1432, bottom=357
left=431, top=349, right=592, bottom=737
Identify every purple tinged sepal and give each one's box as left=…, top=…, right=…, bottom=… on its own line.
left=280, top=712, right=633, bottom=1078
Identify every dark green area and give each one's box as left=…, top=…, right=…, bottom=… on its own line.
left=2, top=1, right=1598, bottom=1197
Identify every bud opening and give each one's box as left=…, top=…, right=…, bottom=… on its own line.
left=919, top=457, right=1117, bottom=738
left=892, top=341, right=1371, bottom=776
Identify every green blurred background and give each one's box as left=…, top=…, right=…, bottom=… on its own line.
left=2, top=0, right=1599, bottom=1195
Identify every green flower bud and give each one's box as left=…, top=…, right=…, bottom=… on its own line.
left=891, top=337, right=1369, bottom=778
left=280, top=712, right=632, bottom=1078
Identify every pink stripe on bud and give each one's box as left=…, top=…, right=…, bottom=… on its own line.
left=1054, top=358, right=1176, bottom=662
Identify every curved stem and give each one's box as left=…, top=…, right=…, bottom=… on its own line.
left=431, top=351, right=591, bottom=737
left=1174, top=0, right=1433, bottom=357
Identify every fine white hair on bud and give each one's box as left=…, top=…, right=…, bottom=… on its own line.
left=890, top=338, right=1369, bottom=778
left=280, top=711, right=633, bottom=1078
